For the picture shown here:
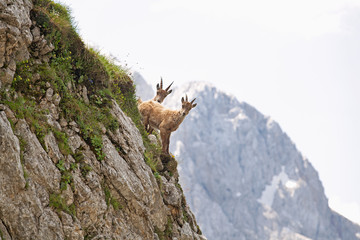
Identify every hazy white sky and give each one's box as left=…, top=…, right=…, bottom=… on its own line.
left=57, top=0, right=360, bottom=224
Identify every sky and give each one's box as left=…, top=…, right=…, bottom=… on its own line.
left=57, top=0, right=360, bottom=224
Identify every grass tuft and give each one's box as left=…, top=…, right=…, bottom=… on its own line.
left=49, top=193, right=76, bottom=217
left=103, top=184, right=123, bottom=211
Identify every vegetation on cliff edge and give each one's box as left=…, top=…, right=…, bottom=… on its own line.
left=0, top=0, right=202, bottom=238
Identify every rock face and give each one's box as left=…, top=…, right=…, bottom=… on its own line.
left=0, top=0, right=33, bottom=87
left=0, top=1, right=205, bottom=239
left=151, top=81, right=360, bottom=240
left=0, top=98, right=205, bottom=240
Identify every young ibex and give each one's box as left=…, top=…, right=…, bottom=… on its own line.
left=153, top=78, right=173, bottom=103
left=138, top=95, right=197, bottom=154
left=138, top=78, right=173, bottom=133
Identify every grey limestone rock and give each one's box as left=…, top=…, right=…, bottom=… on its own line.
left=0, top=0, right=33, bottom=87
left=0, top=90, right=204, bottom=240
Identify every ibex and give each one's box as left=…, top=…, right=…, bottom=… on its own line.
left=138, top=95, right=197, bottom=154
left=153, top=78, right=173, bottom=103
left=138, top=78, right=173, bottom=133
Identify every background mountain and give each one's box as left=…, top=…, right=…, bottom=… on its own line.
left=136, top=80, right=360, bottom=240
left=132, top=71, right=154, bottom=101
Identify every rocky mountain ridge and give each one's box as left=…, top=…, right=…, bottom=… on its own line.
left=0, top=1, right=204, bottom=239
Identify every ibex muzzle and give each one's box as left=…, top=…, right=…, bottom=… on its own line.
left=153, top=77, right=173, bottom=103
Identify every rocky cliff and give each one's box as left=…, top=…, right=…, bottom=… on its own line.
left=158, top=82, right=360, bottom=240
left=0, top=1, right=204, bottom=239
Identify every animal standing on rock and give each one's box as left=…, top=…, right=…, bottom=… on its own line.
left=137, top=78, right=173, bottom=133
left=138, top=95, right=197, bottom=154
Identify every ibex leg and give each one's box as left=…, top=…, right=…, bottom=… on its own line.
left=160, top=130, right=170, bottom=153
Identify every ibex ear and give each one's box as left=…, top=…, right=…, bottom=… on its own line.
left=181, top=97, right=184, bottom=103
left=167, top=89, right=172, bottom=94
left=156, top=83, right=160, bottom=90
left=192, top=103, right=197, bottom=108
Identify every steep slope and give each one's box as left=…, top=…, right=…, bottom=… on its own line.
left=0, top=1, right=204, bottom=239
left=144, top=81, right=360, bottom=240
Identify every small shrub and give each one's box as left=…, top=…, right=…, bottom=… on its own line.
left=104, top=185, right=111, bottom=206
left=17, top=136, right=29, bottom=189
left=49, top=193, right=76, bottom=217
left=103, top=184, right=122, bottom=211
left=80, top=163, right=92, bottom=178
left=183, top=209, right=189, bottom=223
left=144, top=151, right=158, bottom=173
left=196, top=224, right=202, bottom=235
left=33, top=121, right=48, bottom=150
left=70, top=162, right=78, bottom=171
left=110, top=198, right=122, bottom=211
left=72, top=151, right=92, bottom=177
left=56, top=159, right=66, bottom=172
left=90, top=135, right=104, bottom=161
left=154, top=227, right=164, bottom=240
left=153, top=217, right=174, bottom=240
left=60, top=171, right=72, bottom=190
left=72, top=151, right=84, bottom=163
left=164, top=217, right=174, bottom=238
left=5, top=96, right=50, bottom=151
left=52, top=128, right=72, bottom=155
left=56, top=159, right=73, bottom=191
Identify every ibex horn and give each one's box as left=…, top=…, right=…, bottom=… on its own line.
left=160, top=77, right=163, bottom=89
left=165, top=81, right=174, bottom=91
left=190, top=98, right=196, bottom=104
left=185, top=95, right=188, bottom=102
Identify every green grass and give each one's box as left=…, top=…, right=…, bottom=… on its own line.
left=103, top=184, right=123, bottom=211
left=49, top=193, right=76, bottom=217
left=52, top=128, right=72, bottom=156
left=7, top=0, right=148, bottom=166
left=183, top=209, right=189, bottom=223
left=70, top=162, right=78, bottom=171
left=8, top=0, right=175, bottom=200
left=144, top=151, right=159, bottom=173
left=2, top=95, right=50, bottom=150
left=164, top=217, right=174, bottom=238
left=155, top=217, right=174, bottom=240
left=55, top=159, right=74, bottom=191
left=18, top=136, right=29, bottom=189
left=90, top=135, right=105, bottom=161
left=60, top=95, right=119, bottom=161
left=72, top=151, right=92, bottom=177
left=80, top=163, right=92, bottom=178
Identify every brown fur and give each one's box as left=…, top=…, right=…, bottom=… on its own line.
left=138, top=95, right=197, bottom=154
left=139, top=78, right=173, bottom=134
left=153, top=78, right=173, bottom=103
